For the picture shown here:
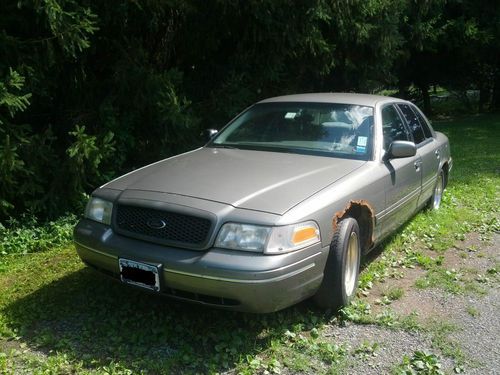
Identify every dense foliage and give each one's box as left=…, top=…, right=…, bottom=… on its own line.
left=0, top=214, right=76, bottom=256
left=0, top=0, right=499, bottom=220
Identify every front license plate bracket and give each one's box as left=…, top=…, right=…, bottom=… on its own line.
left=119, top=258, right=161, bottom=292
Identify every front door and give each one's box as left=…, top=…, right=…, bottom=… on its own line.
left=379, top=104, right=422, bottom=237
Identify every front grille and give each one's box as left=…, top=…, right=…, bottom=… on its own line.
left=115, top=205, right=212, bottom=247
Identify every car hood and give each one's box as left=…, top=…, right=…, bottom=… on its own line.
left=104, top=147, right=365, bottom=215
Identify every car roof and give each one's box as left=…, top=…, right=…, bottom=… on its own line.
left=258, top=93, right=400, bottom=107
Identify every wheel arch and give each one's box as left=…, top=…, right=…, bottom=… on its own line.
left=332, top=200, right=375, bottom=253
left=441, top=161, right=449, bottom=188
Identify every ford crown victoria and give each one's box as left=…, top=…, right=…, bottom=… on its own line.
left=74, top=93, right=452, bottom=313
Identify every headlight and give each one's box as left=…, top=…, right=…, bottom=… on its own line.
left=85, top=197, right=113, bottom=225
left=215, top=221, right=320, bottom=254
left=215, top=223, right=271, bottom=252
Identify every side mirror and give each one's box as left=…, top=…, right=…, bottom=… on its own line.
left=202, top=128, right=218, bottom=142
left=387, top=140, right=416, bottom=159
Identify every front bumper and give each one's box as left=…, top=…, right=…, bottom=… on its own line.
left=74, top=219, right=329, bottom=313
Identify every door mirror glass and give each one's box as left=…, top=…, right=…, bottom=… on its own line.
left=202, top=128, right=218, bottom=142
left=387, top=140, right=416, bottom=159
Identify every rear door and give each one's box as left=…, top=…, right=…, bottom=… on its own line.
left=396, top=103, right=440, bottom=207
left=379, top=104, right=422, bottom=236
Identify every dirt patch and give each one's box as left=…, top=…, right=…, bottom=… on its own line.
left=367, top=267, right=427, bottom=316
left=366, top=230, right=498, bottom=321
left=390, top=287, right=453, bottom=319
left=344, top=232, right=500, bottom=374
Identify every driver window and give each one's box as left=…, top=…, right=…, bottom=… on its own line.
left=382, top=105, right=410, bottom=150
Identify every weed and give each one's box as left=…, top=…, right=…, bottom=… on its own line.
left=375, top=286, right=404, bottom=307
left=486, top=267, right=497, bottom=275
left=0, top=214, right=76, bottom=257
left=281, top=350, right=311, bottom=372
left=354, top=341, right=380, bottom=359
left=426, top=319, right=466, bottom=367
left=340, top=301, right=372, bottom=324
left=415, top=267, right=463, bottom=293
left=385, top=287, right=404, bottom=301
left=395, top=350, right=444, bottom=374
left=466, top=306, right=479, bottom=317
left=415, top=265, right=488, bottom=296
left=374, top=309, right=398, bottom=327
left=0, top=353, right=7, bottom=374
left=397, top=313, right=422, bottom=332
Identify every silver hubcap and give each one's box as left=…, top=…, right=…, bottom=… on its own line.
left=344, top=231, right=359, bottom=297
left=433, top=172, right=443, bottom=209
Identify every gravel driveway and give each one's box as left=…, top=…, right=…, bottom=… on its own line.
left=321, top=232, right=500, bottom=374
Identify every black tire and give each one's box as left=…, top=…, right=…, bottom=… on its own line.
left=313, top=217, right=361, bottom=310
left=428, top=169, right=444, bottom=210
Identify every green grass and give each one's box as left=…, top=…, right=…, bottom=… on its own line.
left=359, top=113, right=499, bottom=291
left=426, top=319, right=466, bottom=368
left=0, top=214, right=76, bottom=258
left=384, top=287, right=405, bottom=301
left=0, top=113, right=499, bottom=374
left=466, top=306, right=480, bottom=318
left=375, top=286, right=405, bottom=307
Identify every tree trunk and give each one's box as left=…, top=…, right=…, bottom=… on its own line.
left=478, top=82, right=490, bottom=112
left=491, top=68, right=500, bottom=110
left=397, top=81, right=409, bottom=100
left=419, top=84, right=432, bottom=115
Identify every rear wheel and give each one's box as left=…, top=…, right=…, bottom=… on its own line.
left=313, top=218, right=361, bottom=310
left=429, top=169, right=444, bottom=210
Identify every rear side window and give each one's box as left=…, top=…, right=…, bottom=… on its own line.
left=382, top=105, right=410, bottom=150
left=397, top=104, right=426, bottom=144
left=412, top=105, right=433, bottom=138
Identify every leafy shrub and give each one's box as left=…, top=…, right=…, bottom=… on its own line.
left=396, top=351, right=444, bottom=375
left=0, top=69, right=33, bottom=216
left=0, top=214, right=77, bottom=256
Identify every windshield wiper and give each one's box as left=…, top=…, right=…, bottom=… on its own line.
left=209, top=144, right=238, bottom=149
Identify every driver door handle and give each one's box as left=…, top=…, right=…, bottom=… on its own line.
left=414, top=160, right=422, bottom=171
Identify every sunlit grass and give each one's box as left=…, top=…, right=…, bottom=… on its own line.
left=359, top=114, right=499, bottom=291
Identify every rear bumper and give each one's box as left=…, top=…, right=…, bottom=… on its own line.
left=74, top=219, right=329, bottom=313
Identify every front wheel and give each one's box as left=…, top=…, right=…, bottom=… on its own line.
left=313, top=217, right=361, bottom=310
left=428, top=169, right=444, bottom=210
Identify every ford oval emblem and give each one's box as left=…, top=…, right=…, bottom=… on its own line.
left=146, top=218, right=167, bottom=230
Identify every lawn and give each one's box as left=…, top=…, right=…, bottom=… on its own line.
left=0, top=114, right=498, bottom=374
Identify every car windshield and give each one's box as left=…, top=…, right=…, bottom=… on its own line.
left=210, top=102, right=374, bottom=160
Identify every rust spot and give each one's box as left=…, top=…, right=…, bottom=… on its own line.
left=332, top=200, right=375, bottom=251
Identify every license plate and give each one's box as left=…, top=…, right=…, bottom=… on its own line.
left=119, top=258, right=161, bottom=292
